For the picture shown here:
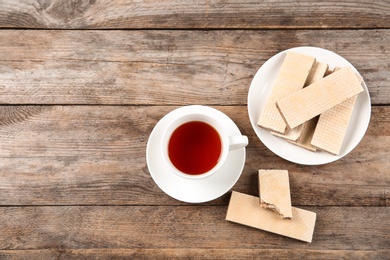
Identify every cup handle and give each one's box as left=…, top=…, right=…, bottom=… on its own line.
left=228, top=135, right=249, bottom=151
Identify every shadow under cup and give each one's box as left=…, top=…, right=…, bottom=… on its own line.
left=161, top=113, right=247, bottom=179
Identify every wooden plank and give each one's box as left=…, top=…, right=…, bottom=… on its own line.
left=0, top=1, right=389, bottom=29
left=1, top=249, right=389, bottom=260
left=0, top=206, right=388, bottom=250
left=0, top=30, right=388, bottom=105
left=0, top=106, right=388, bottom=206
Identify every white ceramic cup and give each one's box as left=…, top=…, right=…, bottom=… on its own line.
left=161, top=108, right=248, bottom=179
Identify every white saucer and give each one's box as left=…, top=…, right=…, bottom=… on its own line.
left=146, top=105, right=246, bottom=203
left=248, top=46, right=371, bottom=165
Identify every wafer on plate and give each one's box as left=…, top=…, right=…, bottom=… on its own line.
left=272, top=61, right=328, bottom=142
left=258, top=52, right=316, bottom=134
left=311, top=96, right=358, bottom=155
left=287, top=117, right=319, bottom=151
left=276, top=66, right=364, bottom=130
left=309, top=68, right=362, bottom=155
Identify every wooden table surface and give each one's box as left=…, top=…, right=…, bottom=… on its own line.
left=0, top=1, right=389, bottom=259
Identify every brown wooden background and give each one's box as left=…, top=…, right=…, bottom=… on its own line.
left=0, top=1, right=389, bottom=259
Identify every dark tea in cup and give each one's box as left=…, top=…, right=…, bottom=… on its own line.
left=168, top=121, right=222, bottom=175
left=161, top=108, right=248, bottom=179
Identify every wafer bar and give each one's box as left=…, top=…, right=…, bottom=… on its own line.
left=307, top=68, right=362, bottom=154
left=276, top=66, right=363, bottom=129
left=287, top=116, right=319, bottom=151
left=258, top=52, right=316, bottom=133
left=311, top=96, right=357, bottom=155
left=226, top=191, right=316, bottom=243
left=324, top=66, right=340, bottom=76
left=305, top=62, right=329, bottom=86
left=272, top=62, right=328, bottom=141
left=309, top=72, right=364, bottom=155
left=271, top=125, right=302, bottom=141
left=258, top=170, right=292, bottom=219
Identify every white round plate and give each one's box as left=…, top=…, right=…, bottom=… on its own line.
left=248, top=46, right=371, bottom=165
left=146, top=105, right=246, bottom=203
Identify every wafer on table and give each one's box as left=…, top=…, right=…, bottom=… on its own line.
left=226, top=191, right=316, bottom=243
left=276, top=66, right=364, bottom=129
left=258, top=170, right=292, bottom=219
left=258, top=52, right=316, bottom=134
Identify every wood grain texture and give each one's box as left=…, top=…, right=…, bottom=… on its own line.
left=1, top=249, right=389, bottom=260
left=0, top=205, right=388, bottom=250
left=0, top=106, right=388, bottom=206
left=0, top=0, right=389, bottom=29
left=0, top=30, right=388, bottom=105
left=0, top=1, right=388, bottom=257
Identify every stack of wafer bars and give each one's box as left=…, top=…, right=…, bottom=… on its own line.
left=226, top=170, right=316, bottom=243
left=257, top=52, right=364, bottom=155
